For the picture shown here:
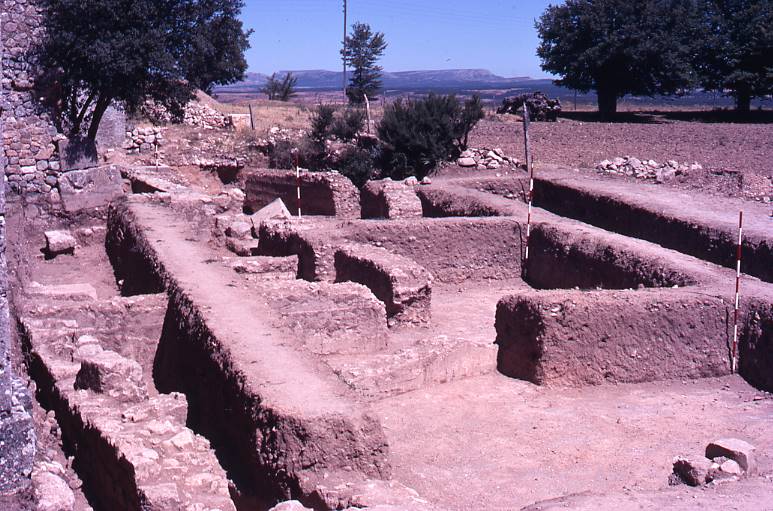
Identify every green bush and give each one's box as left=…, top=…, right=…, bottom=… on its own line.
left=268, top=137, right=325, bottom=171
left=332, top=108, right=365, bottom=141
left=377, top=93, right=484, bottom=179
left=337, top=146, right=376, bottom=188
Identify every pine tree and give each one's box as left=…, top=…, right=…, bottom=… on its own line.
left=341, top=22, right=388, bottom=104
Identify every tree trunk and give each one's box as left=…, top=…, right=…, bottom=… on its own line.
left=597, top=87, right=618, bottom=119
left=86, top=95, right=111, bottom=141
left=735, top=90, right=751, bottom=113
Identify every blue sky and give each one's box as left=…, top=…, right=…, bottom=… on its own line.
left=241, top=0, right=554, bottom=78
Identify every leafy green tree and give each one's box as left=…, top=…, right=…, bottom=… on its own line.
left=41, top=0, right=251, bottom=140
left=341, top=22, right=388, bottom=104
left=262, top=72, right=299, bottom=101
left=181, top=0, right=251, bottom=94
left=536, top=0, right=697, bottom=116
left=694, top=0, right=773, bottom=112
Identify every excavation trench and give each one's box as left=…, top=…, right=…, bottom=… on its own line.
left=104, top=198, right=392, bottom=509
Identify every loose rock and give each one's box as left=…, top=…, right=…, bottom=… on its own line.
left=44, top=231, right=76, bottom=257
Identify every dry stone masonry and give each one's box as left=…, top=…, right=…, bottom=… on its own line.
left=1, top=0, right=61, bottom=199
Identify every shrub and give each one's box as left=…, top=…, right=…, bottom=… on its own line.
left=268, top=137, right=325, bottom=170
left=310, top=105, right=336, bottom=143
left=377, top=93, right=485, bottom=179
left=337, top=146, right=376, bottom=188
left=332, top=108, right=365, bottom=141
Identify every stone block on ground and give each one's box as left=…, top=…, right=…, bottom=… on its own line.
left=361, top=179, right=423, bottom=219
left=58, top=165, right=124, bottom=212
left=44, top=230, right=76, bottom=257
left=335, top=244, right=432, bottom=328
left=244, top=169, right=360, bottom=218
left=74, top=349, right=148, bottom=403
left=250, top=198, right=292, bottom=231
left=269, top=501, right=313, bottom=511
left=706, top=438, right=756, bottom=474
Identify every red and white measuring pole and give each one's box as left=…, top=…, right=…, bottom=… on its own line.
left=295, top=153, right=302, bottom=218
left=523, top=102, right=534, bottom=265
left=731, top=210, right=743, bottom=372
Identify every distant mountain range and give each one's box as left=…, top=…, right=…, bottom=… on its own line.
left=216, top=69, right=538, bottom=91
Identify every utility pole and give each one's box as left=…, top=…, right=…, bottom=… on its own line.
left=342, top=0, right=348, bottom=104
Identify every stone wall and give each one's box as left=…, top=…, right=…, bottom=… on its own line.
left=1, top=0, right=61, bottom=201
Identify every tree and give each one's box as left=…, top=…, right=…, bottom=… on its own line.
left=694, top=0, right=773, bottom=112
left=181, top=0, right=252, bottom=95
left=341, top=22, right=388, bottom=104
left=261, top=72, right=298, bottom=101
left=41, top=0, right=251, bottom=140
left=536, top=0, right=697, bottom=117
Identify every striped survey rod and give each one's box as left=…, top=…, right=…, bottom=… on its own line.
left=731, top=210, right=743, bottom=373
left=295, top=153, right=302, bottom=218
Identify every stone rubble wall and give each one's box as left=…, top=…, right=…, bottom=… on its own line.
left=1, top=0, right=61, bottom=201
left=0, top=0, right=37, bottom=493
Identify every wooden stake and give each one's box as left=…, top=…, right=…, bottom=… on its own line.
left=249, top=103, right=255, bottom=130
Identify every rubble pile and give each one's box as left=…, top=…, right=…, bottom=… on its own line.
left=596, top=156, right=703, bottom=183
left=671, top=438, right=757, bottom=487
left=498, top=92, right=562, bottom=121
left=123, top=126, right=164, bottom=154
left=141, top=100, right=227, bottom=129
left=456, top=147, right=521, bottom=170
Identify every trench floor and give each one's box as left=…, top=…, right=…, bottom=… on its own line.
left=374, top=372, right=773, bottom=511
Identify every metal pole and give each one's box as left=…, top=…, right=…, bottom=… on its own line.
left=731, top=210, right=743, bottom=372
left=342, top=0, right=348, bottom=104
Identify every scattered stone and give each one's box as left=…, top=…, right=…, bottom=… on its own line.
left=706, top=438, right=756, bottom=474
left=420, top=176, right=432, bottom=185
left=456, top=147, right=520, bottom=170
left=597, top=156, right=700, bottom=183
left=44, top=231, right=76, bottom=257
left=719, top=459, right=743, bottom=476
left=403, top=176, right=419, bottom=186
left=672, top=455, right=714, bottom=486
